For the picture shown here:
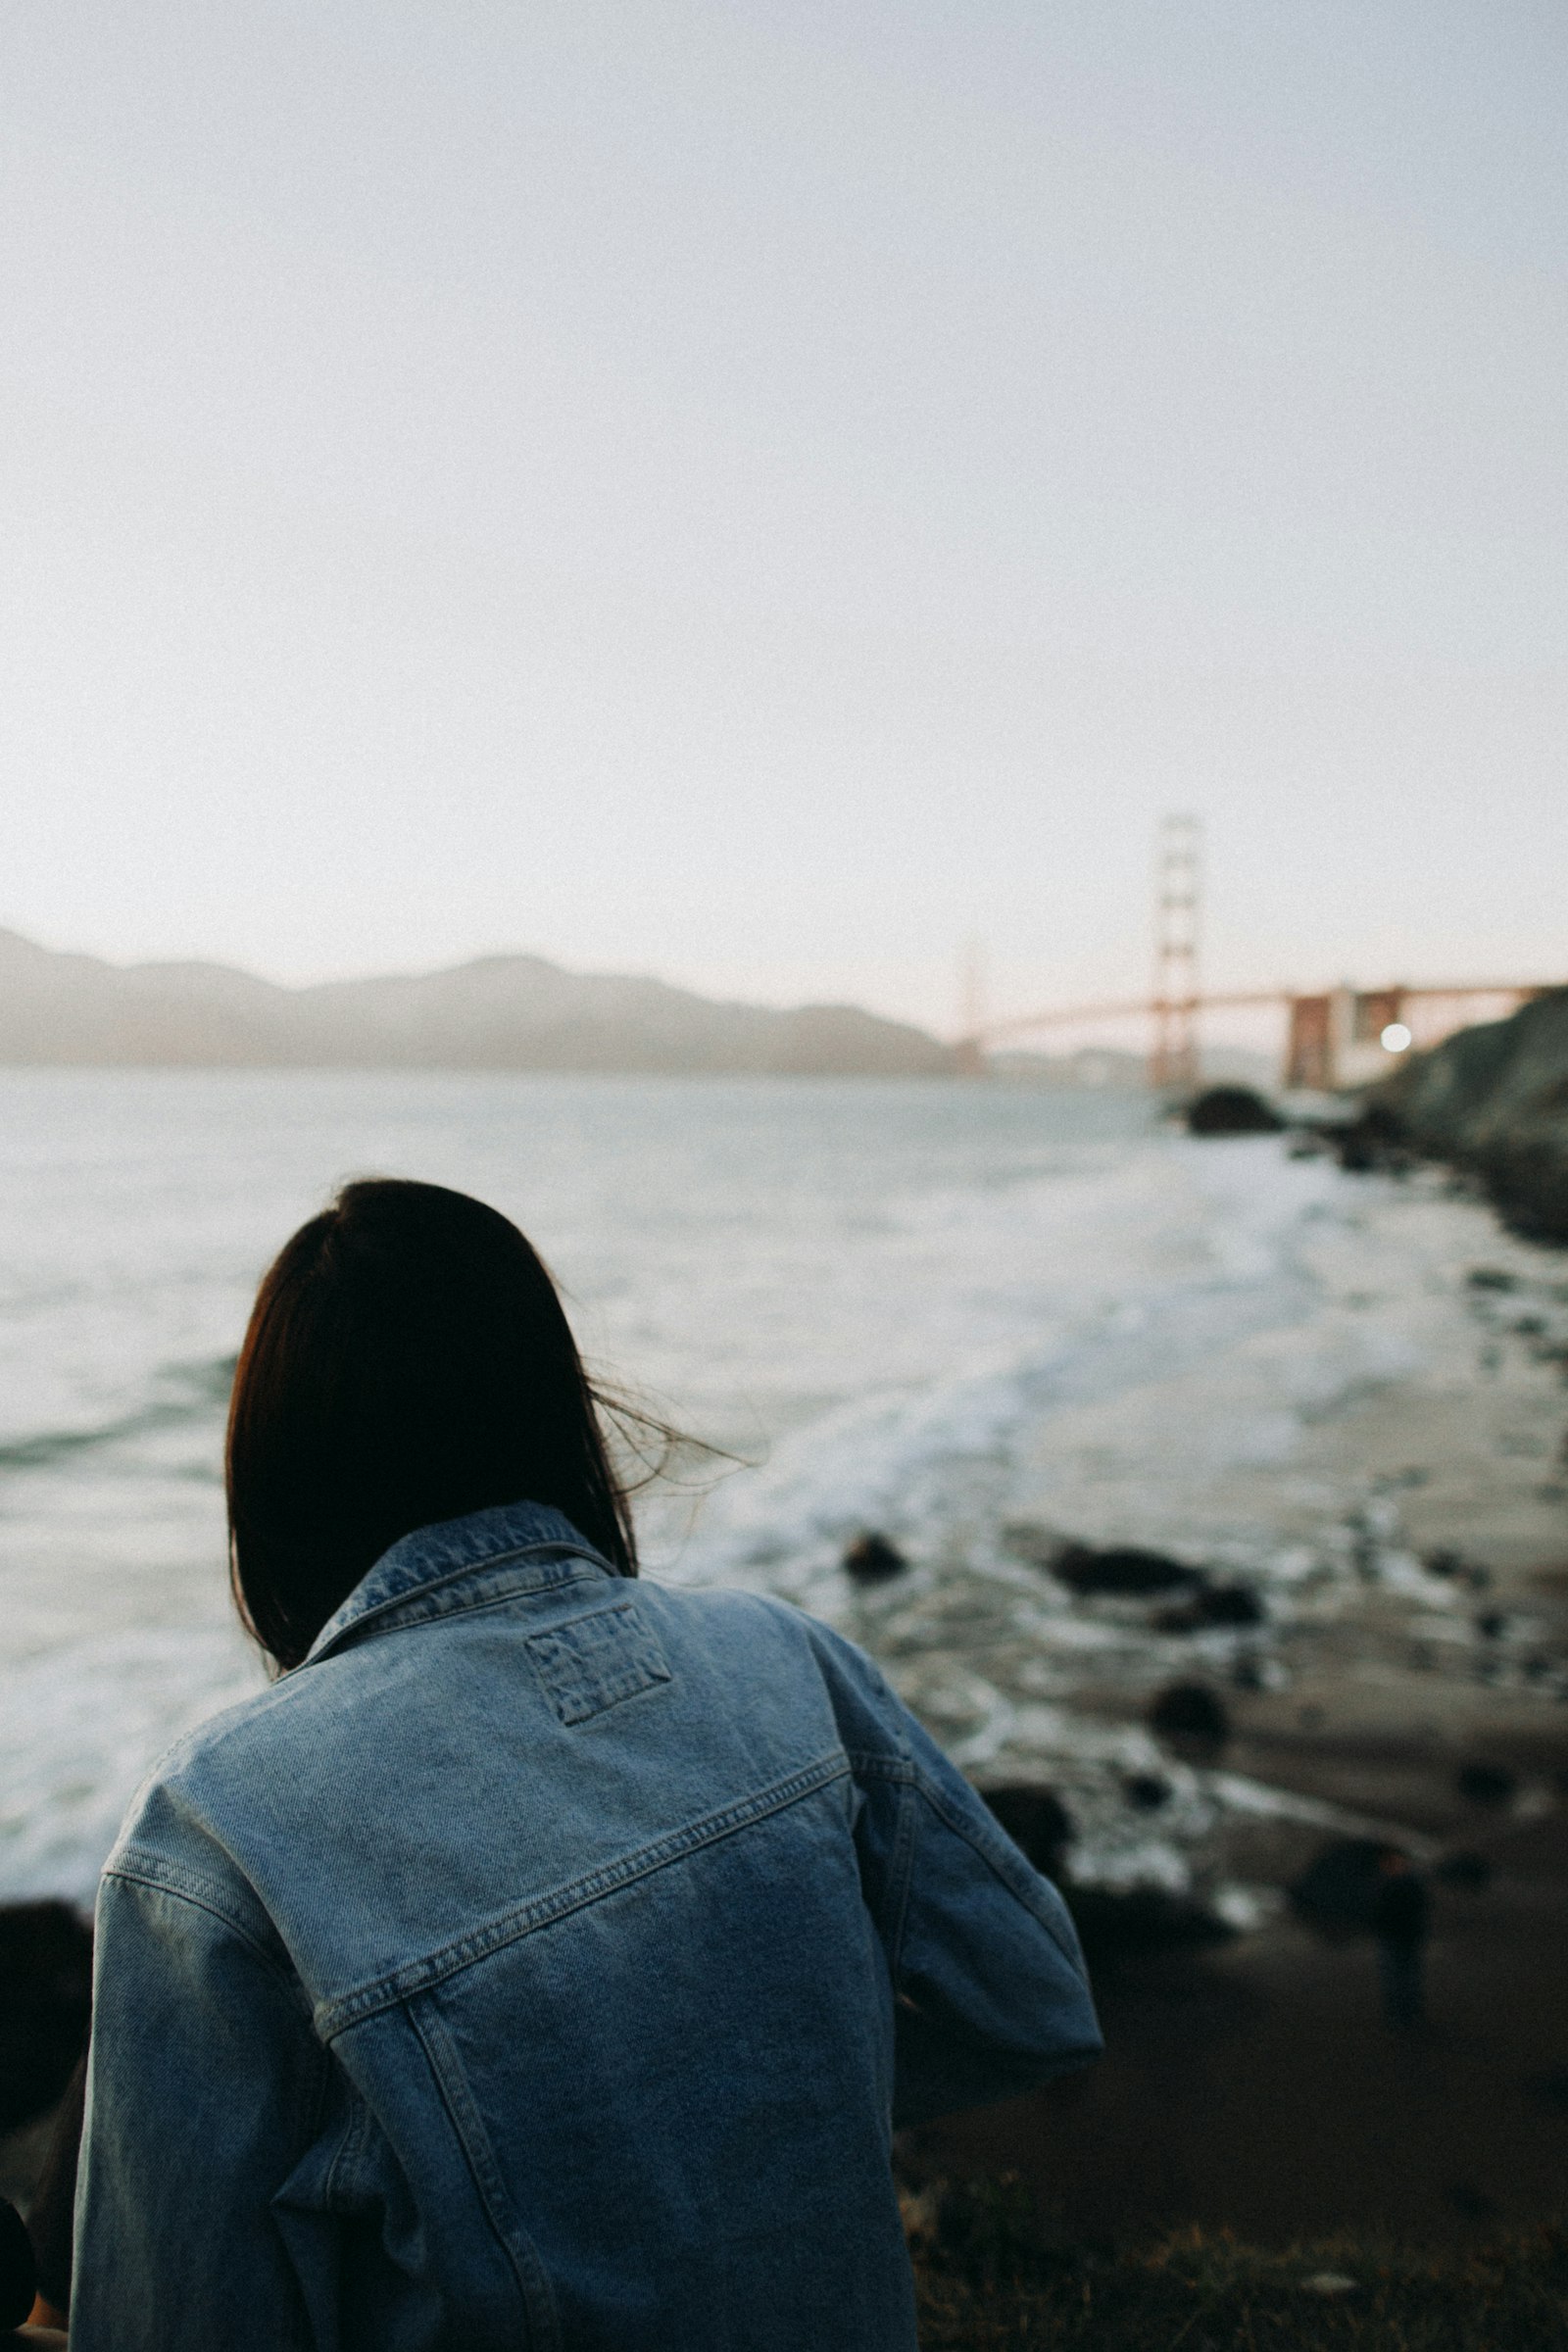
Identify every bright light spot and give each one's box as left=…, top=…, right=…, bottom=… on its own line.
left=1381, top=1023, right=1412, bottom=1053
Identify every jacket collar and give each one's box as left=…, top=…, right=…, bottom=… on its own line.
left=302, top=1499, right=610, bottom=1668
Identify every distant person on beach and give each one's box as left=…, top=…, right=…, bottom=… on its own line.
left=65, top=1179, right=1100, bottom=2350
left=1372, top=1846, right=1430, bottom=2030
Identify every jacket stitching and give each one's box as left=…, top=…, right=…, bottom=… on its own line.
left=328, top=1572, right=614, bottom=1655
left=886, top=1767, right=919, bottom=1983
left=300, top=2036, right=334, bottom=2162
left=837, top=1753, right=919, bottom=1969
left=524, top=1599, right=672, bottom=1725
left=913, top=1773, right=1085, bottom=1973
left=841, top=1749, right=911, bottom=1778
left=318, top=1750, right=852, bottom=2036
left=843, top=1749, right=914, bottom=1784
left=305, top=1551, right=613, bottom=1663
left=104, top=1854, right=301, bottom=1994
left=321, top=2082, right=369, bottom=2213
left=410, top=1998, right=563, bottom=2352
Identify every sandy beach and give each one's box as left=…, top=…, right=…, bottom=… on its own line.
left=906, top=1158, right=1568, bottom=2244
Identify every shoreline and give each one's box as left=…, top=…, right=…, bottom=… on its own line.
left=903, top=1155, right=1568, bottom=2241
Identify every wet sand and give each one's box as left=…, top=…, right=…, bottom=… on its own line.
left=911, top=1165, right=1568, bottom=2242
left=914, top=1733, right=1568, bottom=2244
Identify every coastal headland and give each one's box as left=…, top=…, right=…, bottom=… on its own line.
left=1371, top=984, right=1568, bottom=1245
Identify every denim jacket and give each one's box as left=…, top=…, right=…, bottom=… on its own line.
left=72, top=1502, right=1100, bottom=2351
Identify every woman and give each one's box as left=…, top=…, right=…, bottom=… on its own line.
left=70, top=1179, right=1099, bottom=2349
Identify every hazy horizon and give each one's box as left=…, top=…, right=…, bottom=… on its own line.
left=3, top=3, right=1563, bottom=1035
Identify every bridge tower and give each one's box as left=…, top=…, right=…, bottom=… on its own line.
left=1150, top=813, right=1201, bottom=1091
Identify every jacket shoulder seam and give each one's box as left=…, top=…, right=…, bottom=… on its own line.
left=105, top=1851, right=298, bottom=1991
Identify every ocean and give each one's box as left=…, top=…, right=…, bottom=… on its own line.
left=0, top=1069, right=1400, bottom=1907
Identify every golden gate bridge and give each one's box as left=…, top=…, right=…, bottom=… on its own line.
left=956, top=817, right=1555, bottom=1093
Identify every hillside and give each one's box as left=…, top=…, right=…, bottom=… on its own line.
left=0, top=930, right=956, bottom=1078
left=1371, top=987, right=1568, bottom=1240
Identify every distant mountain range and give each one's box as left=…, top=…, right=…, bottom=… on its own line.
left=0, top=928, right=957, bottom=1077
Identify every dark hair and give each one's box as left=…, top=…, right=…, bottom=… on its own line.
left=226, top=1179, right=641, bottom=1670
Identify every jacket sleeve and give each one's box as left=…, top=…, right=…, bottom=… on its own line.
left=806, top=1619, right=1102, bottom=2127
left=71, top=1861, right=327, bottom=2352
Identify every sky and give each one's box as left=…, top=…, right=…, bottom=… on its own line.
left=0, top=1, right=1563, bottom=1038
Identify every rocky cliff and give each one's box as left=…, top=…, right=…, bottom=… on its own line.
left=1372, top=988, right=1568, bottom=1242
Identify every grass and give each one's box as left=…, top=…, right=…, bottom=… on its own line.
left=905, top=2178, right=1568, bottom=2349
